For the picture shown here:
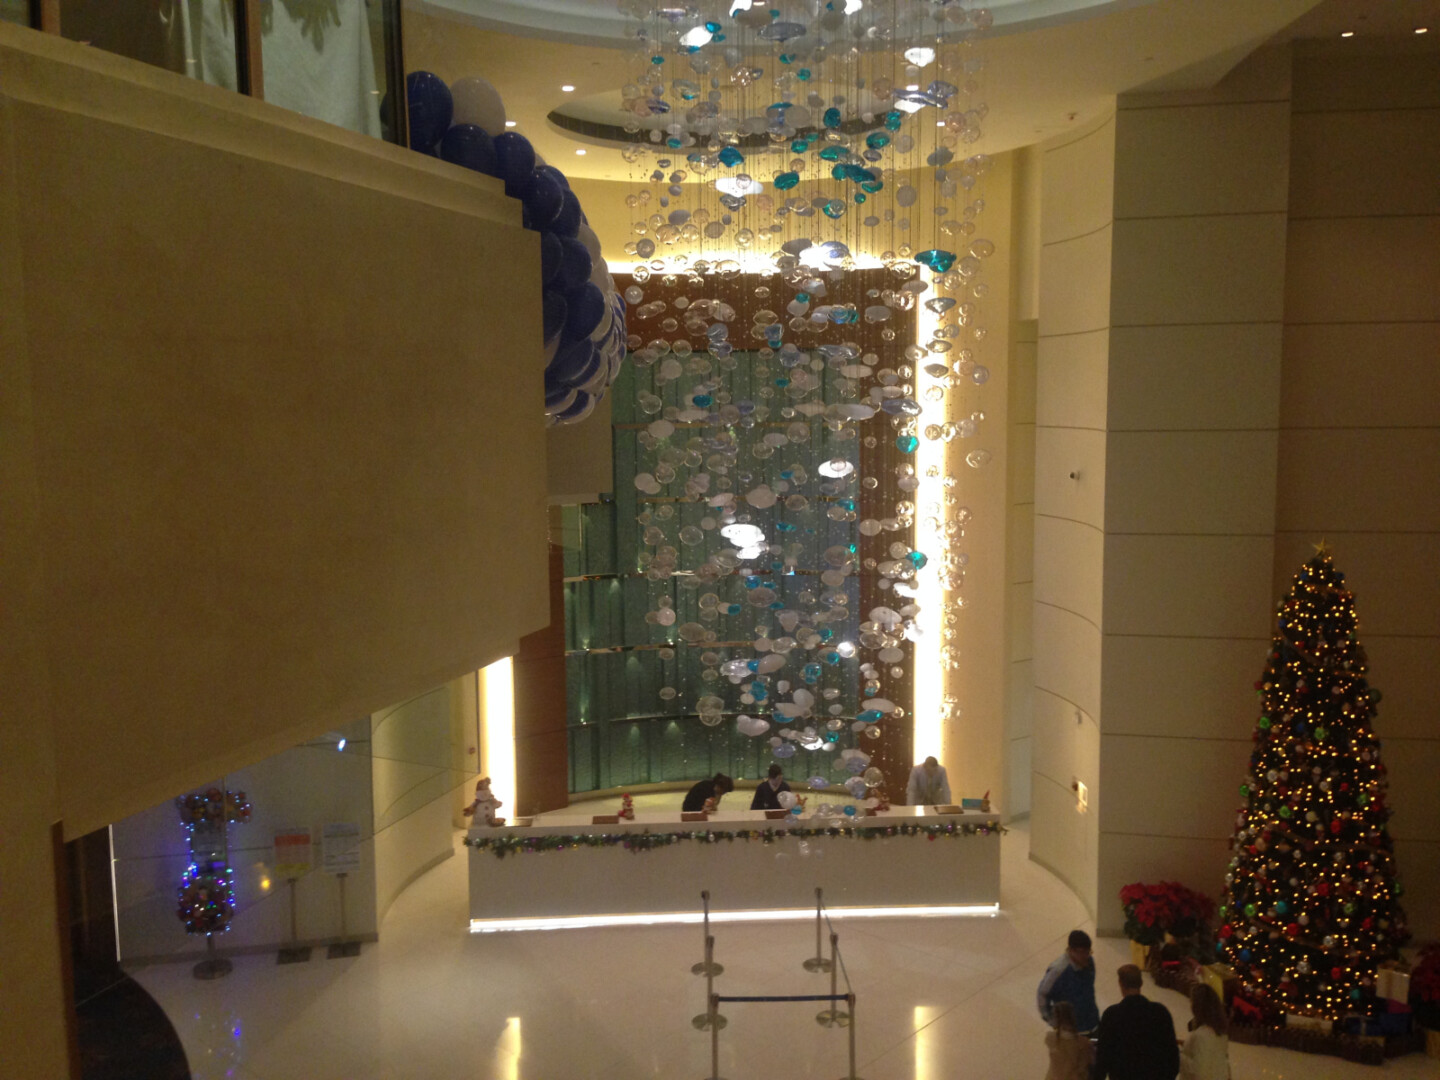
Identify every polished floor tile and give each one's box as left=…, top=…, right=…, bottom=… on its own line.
left=130, top=823, right=1437, bottom=1080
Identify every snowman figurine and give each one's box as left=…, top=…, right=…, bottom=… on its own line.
left=463, top=777, right=505, bottom=827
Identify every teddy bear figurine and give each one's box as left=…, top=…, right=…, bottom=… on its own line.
left=463, top=776, right=505, bottom=827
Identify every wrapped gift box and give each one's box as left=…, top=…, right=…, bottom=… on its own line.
left=1201, top=963, right=1238, bottom=1005
left=1375, top=964, right=1411, bottom=1002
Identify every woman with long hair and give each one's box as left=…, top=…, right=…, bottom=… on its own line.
left=1179, top=983, right=1230, bottom=1080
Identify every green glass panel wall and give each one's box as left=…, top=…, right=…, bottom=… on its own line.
left=566, top=346, right=872, bottom=794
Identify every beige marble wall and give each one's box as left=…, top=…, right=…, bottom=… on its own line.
left=1278, top=42, right=1440, bottom=940
left=1032, top=112, right=1114, bottom=913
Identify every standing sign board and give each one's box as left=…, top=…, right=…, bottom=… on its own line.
left=321, top=822, right=361, bottom=874
left=274, top=829, right=312, bottom=879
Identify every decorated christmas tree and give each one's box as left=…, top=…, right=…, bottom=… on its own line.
left=1218, top=546, right=1408, bottom=1018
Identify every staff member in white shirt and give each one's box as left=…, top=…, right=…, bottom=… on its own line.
left=906, top=756, right=951, bottom=806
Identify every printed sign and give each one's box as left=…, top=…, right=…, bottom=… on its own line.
left=273, top=829, right=312, bottom=879
left=321, top=822, right=362, bottom=875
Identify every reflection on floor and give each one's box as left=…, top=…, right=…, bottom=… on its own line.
left=130, top=822, right=1436, bottom=1080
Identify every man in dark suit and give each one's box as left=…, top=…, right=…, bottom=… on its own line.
left=1092, top=964, right=1179, bottom=1080
left=750, top=764, right=792, bottom=810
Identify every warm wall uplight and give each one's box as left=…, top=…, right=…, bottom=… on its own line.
left=505, top=120, right=516, bottom=127
left=481, top=658, right=517, bottom=820
left=914, top=1005, right=942, bottom=1080
left=576, top=149, right=587, bottom=155
left=495, top=1017, right=521, bottom=1080
left=911, top=301, right=946, bottom=765
left=470, top=904, right=999, bottom=933
left=1340, top=30, right=1355, bottom=37
left=1417, top=26, right=1430, bottom=33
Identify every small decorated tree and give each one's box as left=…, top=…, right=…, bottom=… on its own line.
left=1217, top=546, right=1408, bottom=1018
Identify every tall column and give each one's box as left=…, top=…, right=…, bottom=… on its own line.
left=1032, top=112, right=1115, bottom=912
left=1094, top=50, right=1292, bottom=932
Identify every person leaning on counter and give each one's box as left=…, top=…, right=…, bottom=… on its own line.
left=749, top=764, right=791, bottom=810
left=682, top=772, right=734, bottom=812
left=906, top=755, right=952, bottom=806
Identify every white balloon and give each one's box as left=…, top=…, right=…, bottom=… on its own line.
left=588, top=259, right=612, bottom=297
left=543, top=335, right=560, bottom=366
left=450, top=76, right=507, bottom=134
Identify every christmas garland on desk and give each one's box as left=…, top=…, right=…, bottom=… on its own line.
left=465, top=822, right=1006, bottom=859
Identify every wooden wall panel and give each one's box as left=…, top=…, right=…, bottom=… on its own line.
left=513, top=544, right=570, bottom=816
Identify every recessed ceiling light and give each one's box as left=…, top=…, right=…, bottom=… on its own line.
left=1416, top=26, right=1429, bottom=34
left=575, top=149, right=587, bottom=155
left=561, top=84, right=575, bottom=92
left=505, top=120, right=516, bottom=128
left=1340, top=30, right=1354, bottom=37
left=936, top=120, right=945, bottom=127
left=905, top=84, right=920, bottom=91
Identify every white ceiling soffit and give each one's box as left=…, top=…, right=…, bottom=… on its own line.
left=414, top=0, right=1162, bottom=47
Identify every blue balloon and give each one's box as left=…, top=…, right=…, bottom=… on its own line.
left=522, top=170, right=564, bottom=230
left=540, top=232, right=563, bottom=287
left=562, top=282, right=606, bottom=344
left=537, top=164, right=570, bottom=191
left=406, top=72, right=452, bottom=152
left=569, top=342, right=604, bottom=387
left=553, top=389, right=594, bottom=423
left=542, top=290, right=568, bottom=345
left=555, top=236, right=593, bottom=293
left=439, top=124, right=496, bottom=175
left=547, top=339, right=593, bottom=384
left=493, top=132, right=536, bottom=193
left=550, top=190, right=583, bottom=239
left=544, top=382, right=576, bottom=412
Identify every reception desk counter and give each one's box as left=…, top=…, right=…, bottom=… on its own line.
left=466, top=807, right=1002, bottom=928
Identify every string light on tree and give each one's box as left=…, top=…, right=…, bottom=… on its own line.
left=1217, top=545, right=1408, bottom=1019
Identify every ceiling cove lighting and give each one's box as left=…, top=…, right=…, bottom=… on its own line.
left=470, top=904, right=1000, bottom=933
left=561, top=84, right=575, bottom=92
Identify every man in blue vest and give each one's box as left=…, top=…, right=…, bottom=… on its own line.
left=1037, top=929, right=1100, bottom=1035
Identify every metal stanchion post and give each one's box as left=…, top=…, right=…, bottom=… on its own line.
left=816, top=932, right=848, bottom=1026
left=692, top=936, right=729, bottom=1030
left=835, top=992, right=865, bottom=1080
left=708, top=992, right=726, bottom=1080
left=692, top=890, right=723, bottom=976
left=803, top=887, right=832, bottom=973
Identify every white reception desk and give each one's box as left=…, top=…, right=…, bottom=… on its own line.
left=467, top=806, right=1002, bottom=929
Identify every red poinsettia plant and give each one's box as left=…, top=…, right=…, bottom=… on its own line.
left=1412, top=945, right=1440, bottom=1030
left=1120, top=881, right=1216, bottom=946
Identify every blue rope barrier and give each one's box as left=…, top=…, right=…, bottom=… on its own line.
left=715, top=994, right=848, bottom=1003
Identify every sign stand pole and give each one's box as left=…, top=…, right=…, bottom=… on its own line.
left=327, top=871, right=360, bottom=959
left=277, top=877, right=310, bottom=964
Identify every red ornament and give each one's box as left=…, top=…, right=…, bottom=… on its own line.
left=1286, top=922, right=1300, bottom=937
left=1330, top=820, right=1343, bottom=834
left=1331, top=966, right=1343, bottom=980
left=1317, top=882, right=1331, bottom=896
